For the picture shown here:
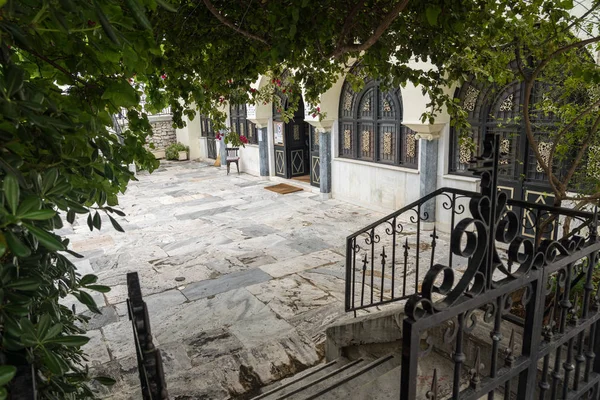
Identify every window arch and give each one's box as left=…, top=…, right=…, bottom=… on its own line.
left=449, top=79, right=558, bottom=186
left=339, top=76, right=418, bottom=168
left=230, top=104, right=258, bottom=145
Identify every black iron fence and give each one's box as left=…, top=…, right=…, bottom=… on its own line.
left=346, top=135, right=600, bottom=399
left=127, top=272, right=169, bottom=400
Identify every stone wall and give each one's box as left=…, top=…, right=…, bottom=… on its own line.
left=148, top=119, right=176, bottom=149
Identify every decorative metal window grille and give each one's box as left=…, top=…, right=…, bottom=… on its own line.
left=463, top=86, right=480, bottom=111
left=362, top=98, right=371, bottom=112
left=406, top=132, right=416, bottom=158
left=459, top=141, right=472, bottom=164
left=499, top=138, right=510, bottom=165
left=536, top=141, right=551, bottom=172
left=383, top=132, right=392, bottom=155
left=383, top=100, right=391, bottom=113
left=344, top=93, right=353, bottom=111
left=499, top=94, right=514, bottom=111
left=338, top=69, right=417, bottom=168
left=343, top=129, right=352, bottom=150
left=362, top=130, right=371, bottom=153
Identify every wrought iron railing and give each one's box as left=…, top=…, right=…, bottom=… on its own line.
left=345, top=188, right=596, bottom=313
left=126, top=272, right=168, bottom=400
left=346, top=134, right=600, bottom=399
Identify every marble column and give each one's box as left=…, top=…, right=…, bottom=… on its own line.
left=258, top=127, right=269, bottom=176
left=319, top=130, right=332, bottom=197
left=419, top=138, right=439, bottom=221
left=219, top=136, right=227, bottom=169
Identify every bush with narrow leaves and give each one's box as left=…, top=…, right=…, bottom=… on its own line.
left=0, top=0, right=174, bottom=398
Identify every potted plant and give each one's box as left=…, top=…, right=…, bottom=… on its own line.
left=216, top=129, right=249, bottom=148
left=165, top=142, right=190, bottom=160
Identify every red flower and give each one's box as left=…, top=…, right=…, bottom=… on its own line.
left=240, top=135, right=249, bottom=144
left=161, top=74, right=167, bottom=80
left=87, top=20, right=96, bottom=27
left=316, top=107, right=320, bottom=112
left=312, top=113, right=316, bottom=118
left=250, top=88, right=256, bottom=93
left=282, top=89, right=286, bottom=93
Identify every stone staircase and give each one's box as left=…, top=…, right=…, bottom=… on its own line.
left=249, top=307, right=508, bottom=400
left=252, top=353, right=401, bottom=400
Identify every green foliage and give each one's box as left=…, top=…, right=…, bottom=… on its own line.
left=0, top=0, right=165, bottom=397
left=165, top=142, right=189, bottom=160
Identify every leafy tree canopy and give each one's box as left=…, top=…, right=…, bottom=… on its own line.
left=1, top=0, right=599, bottom=397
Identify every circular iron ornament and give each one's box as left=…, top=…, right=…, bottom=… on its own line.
left=363, top=230, right=381, bottom=245
left=483, top=302, right=496, bottom=323
left=440, top=193, right=466, bottom=215
left=464, top=309, right=478, bottom=334
left=384, top=219, right=404, bottom=235
left=520, top=283, right=534, bottom=308
left=420, top=331, right=434, bottom=357
left=443, top=318, right=459, bottom=344
left=409, top=208, right=430, bottom=224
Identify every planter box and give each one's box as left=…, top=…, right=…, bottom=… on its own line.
left=152, top=150, right=166, bottom=159
left=178, top=151, right=188, bottom=161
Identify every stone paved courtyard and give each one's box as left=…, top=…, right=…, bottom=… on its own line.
left=62, top=161, right=387, bottom=399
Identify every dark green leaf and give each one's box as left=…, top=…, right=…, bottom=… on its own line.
left=6, top=278, right=40, bottom=291
left=94, top=376, right=117, bottom=386
left=43, top=348, right=68, bottom=375
left=0, top=365, right=17, bottom=387
left=67, top=209, right=76, bottom=224
left=16, top=196, right=41, bottom=216
left=425, top=6, right=441, bottom=26
left=87, top=213, right=93, bottom=231
left=37, top=314, right=52, bottom=339
left=80, top=274, right=98, bottom=285
left=92, top=211, right=101, bottom=229
left=76, top=290, right=101, bottom=314
left=101, top=80, right=139, bottom=108
left=85, top=285, right=110, bottom=293
left=41, top=169, right=58, bottom=195
left=21, top=209, right=56, bottom=220
left=44, top=323, right=63, bottom=341
left=5, top=230, right=31, bottom=257
left=3, top=174, right=19, bottom=214
left=24, top=224, right=65, bottom=251
left=125, top=0, right=153, bottom=31
left=106, top=214, right=124, bottom=232
left=5, top=64, right=25, bottom=97
left=95, top=3, right=121, bottom=45
left=155, top=0, right=177, bottom=12
left=46, top=335, right=90, bottom=347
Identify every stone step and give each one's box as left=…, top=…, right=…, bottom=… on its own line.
left=281, top=353, right=398, bottom=400
left=252, top=359, right=353, bottom=400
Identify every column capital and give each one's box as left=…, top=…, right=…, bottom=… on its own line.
left=249, top=118, right=269, bottom=129
left=402, top=121, right=447, bottom=141
left=307, top=119, right=334, bottom=133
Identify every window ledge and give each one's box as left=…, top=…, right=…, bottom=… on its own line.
left=442, top=173, right=480, bottom=183
left=333, top=157, right=419, bottom=174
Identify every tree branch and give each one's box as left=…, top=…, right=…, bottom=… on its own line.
left=202, top=0, right=269, bottom=46
left=562, top=112, right=600, bottom=186
left=334, top=0, right=364, bottom=51
left=548, top=96, right=600, bottom=170
left=328, top=0, right=410, bottom=59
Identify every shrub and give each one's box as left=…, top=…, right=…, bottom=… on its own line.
left=165, top=143, right=190, bottom=160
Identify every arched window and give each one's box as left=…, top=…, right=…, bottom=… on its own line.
left=230, top=104, right=258, bottom=145
left=339, top=77, right=417, bottom=168
left=449, top=79, right=566, bottom=204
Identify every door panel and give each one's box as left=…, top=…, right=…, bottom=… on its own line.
left=309, top=125, right=320, bottom=187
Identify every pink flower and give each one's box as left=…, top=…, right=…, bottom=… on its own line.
left=240, top=135, right=249, bottom=144
left=311, top=113, right=316, bottom=118
left=316, top=107, right=320, bottom=112
left=161, top=74, right=167, bottom=80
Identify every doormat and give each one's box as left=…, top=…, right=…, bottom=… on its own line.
left=265, top=183, right=303, bottom=195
